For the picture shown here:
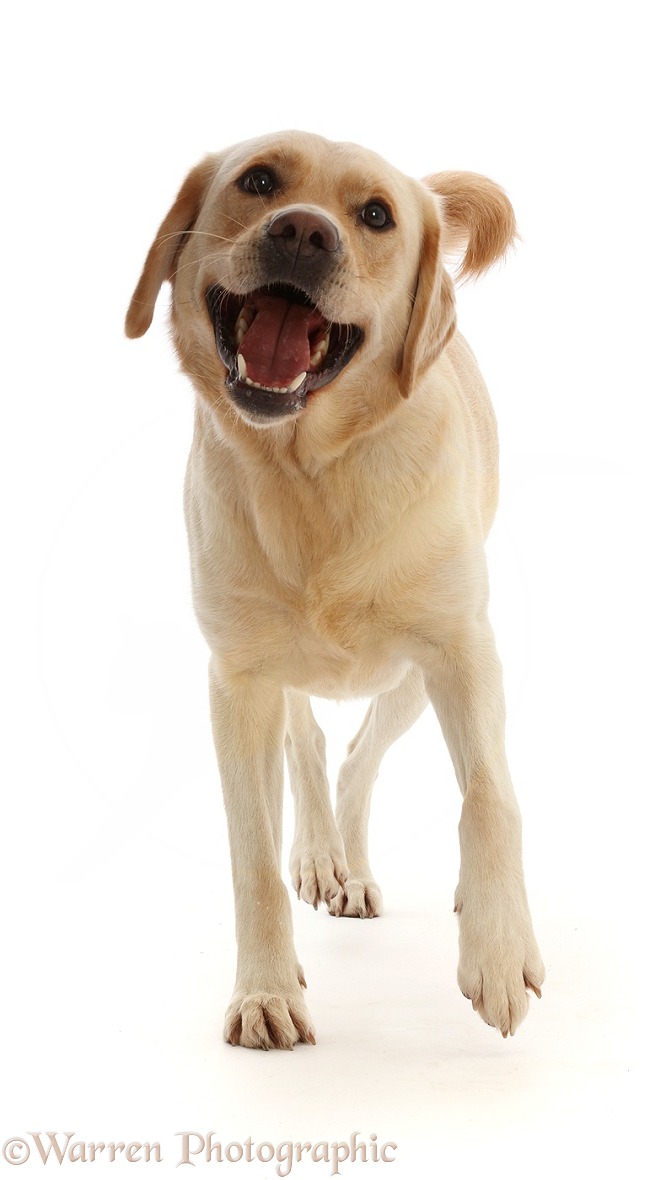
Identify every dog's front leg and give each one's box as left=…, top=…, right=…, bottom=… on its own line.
left=422, top=621, right=544, bottom=1037
left=209, top=659, right=315, bottom=1049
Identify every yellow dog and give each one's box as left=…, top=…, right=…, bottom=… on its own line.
left=127, top=131, right=544, bottom=1049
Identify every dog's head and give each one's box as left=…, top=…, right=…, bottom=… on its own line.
left=126, top=131, right=515, bottom=429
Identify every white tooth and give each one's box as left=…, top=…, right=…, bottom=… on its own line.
left=309, top=328, right=330, bottom=370
left=234, top=305, right=254, bottom=343
left=287, top=372, right=307, bottom=393
left=237, top=353, right=247, bottom=381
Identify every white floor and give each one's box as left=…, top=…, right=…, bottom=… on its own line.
left=2, top=686, right=660, bottom=1177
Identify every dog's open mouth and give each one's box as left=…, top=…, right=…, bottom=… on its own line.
left=206, top=284, right=363, bottom=419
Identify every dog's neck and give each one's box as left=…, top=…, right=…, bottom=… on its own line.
left=191, top=370, right=406, bottom=477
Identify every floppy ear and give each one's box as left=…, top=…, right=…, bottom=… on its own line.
left=398, top=198, right=457, bottom=398
left=125, top=155, right=218, bottom=339
left=398, top=172, right=516, bottom=397
left=424, top=170, right=516, bottom=280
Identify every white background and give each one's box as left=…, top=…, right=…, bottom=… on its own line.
left=1, top=1, right=664, bottom=1176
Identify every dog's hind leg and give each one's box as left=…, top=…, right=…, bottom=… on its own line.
left=328, top=664, right=429, bottom=917
left=285, top=689, right=349, bottom=910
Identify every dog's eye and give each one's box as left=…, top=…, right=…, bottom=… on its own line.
left=360, top=201, right=392, bottom=230
left=240, top=167, right=276, bottom=196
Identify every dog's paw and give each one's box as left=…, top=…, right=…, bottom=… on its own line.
left=224, top=990, right=316, bottom=1050
left=290, top=837, right=348, bottom=910
left=455, top=890, right=544, bottom=1037
left=457, top=948, right=544, bottom=1037
left=327, top=877, right=383, bottom=918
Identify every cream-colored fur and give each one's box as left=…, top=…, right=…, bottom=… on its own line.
left=126, top=131, right=544, bottom=1049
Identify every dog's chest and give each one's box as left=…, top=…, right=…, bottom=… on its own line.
left=270, top=522, right=421, bottom=695
left=285, top=590, right=409, bottom=698
left=235, top=496, right=408, bottom=692
left=188, top=440, right=461, bottom=694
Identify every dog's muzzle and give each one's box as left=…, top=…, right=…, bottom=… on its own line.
left=205, top=206, right=363, bottom=423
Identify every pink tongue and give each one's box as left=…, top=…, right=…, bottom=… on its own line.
left=239, top=295, right=326, bottom=387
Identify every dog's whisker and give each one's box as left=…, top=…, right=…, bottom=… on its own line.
left=155, top=228, right=238, bottom=246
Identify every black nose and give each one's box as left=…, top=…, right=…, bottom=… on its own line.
left=267, top=206, right=340, bottom=258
